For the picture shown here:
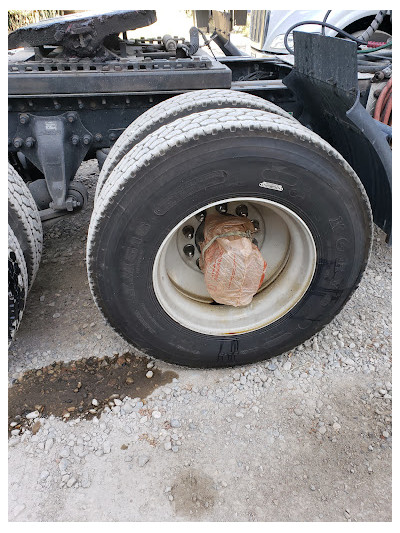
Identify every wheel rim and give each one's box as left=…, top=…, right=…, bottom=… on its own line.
left=153, top=197, right=317, bottom=336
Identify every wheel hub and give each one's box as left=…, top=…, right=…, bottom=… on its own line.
left=153, top=197, right=317, bottom=336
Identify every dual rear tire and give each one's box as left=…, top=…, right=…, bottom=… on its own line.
left=88, top=90, right=372, bottom=368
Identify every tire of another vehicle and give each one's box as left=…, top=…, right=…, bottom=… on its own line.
left=8, top=225, right=28, bottom=345
left=87, top=107, right=372, bottom=368
left=8, top=163, right=43, bottom=287
left=95, top=89, right=297, bottom=202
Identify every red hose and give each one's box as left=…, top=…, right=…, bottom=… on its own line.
left=382, top=94, right=392, bottom=125
left=380, top=86, right=392, bottom=114
left=367, top=41, right=387, bottom=48
left=374, top=78, right=392, bottom=120
left=380, top=91, right=391, bottom=123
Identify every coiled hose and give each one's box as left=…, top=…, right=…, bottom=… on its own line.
left=357, top=10, right=389, bottom=42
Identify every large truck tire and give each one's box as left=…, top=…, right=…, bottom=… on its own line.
left=8, top=225, right=28, bottom=345
left=8, top=163, right=43, bottom=287
left=87, top=107, right=372, bottom=368
left=95, top=89, right=297, bottom=202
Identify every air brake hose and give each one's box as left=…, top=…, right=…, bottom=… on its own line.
left=357, top=64, right=390, bottom=73
left=284, top=20, right=369, bottom=54
left=373, top=77, right=392, bottom=120
left=356, top=42, right=392, bottom=54
left=321, top=10, right=331, bottom=36
left=382, top=94, right=392, bottom=125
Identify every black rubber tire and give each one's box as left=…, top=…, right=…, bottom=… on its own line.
left=8, top=225, right=28, bottom=345
left=8, top=163, right=43, bottom=287
left=87, top=107, right=372, bottom=368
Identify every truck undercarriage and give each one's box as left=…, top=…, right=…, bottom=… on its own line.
left=8, top=10, right=392, bottom=368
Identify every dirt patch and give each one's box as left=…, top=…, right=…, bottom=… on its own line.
left=172, top=468, right=217, bottom=519
left=8, top=352, right=178, bottom=432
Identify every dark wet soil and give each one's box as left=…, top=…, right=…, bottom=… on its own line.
left=8, top=352, right=178, bottom=431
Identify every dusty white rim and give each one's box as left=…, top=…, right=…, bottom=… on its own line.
left=153, top=197, right=317, bottom=336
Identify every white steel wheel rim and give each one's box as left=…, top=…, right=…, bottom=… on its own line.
left=153, top=197, right=317, bottom=336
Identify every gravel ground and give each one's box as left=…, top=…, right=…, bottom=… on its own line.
left=8, top=160, right=392, bottom=522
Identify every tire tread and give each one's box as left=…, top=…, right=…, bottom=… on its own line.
left=8, top=163, right=43, bottom=287
left=95, top=89, right=297, bottom=201
left=8, top=224, right=28, bottom=344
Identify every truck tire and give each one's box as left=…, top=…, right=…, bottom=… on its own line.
left=8, top=225, right=28, bottom=345
left=87, top=107, right=372, bottom=368
left=8, top=163, right=43, bottom=287
left=95, top=89, right=297, bottom=202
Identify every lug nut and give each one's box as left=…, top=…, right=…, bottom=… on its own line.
left=182, top=225, right=194, bottom=239
left=25, top=137, right=35, bottom=148
left=13, top=137, right=23, bottom=149
left=67, top=113, right=76, bottom=123
left=94, top=133, right=103, bottom=142
left=71, top=135, right=80, bottom=145
left=183, top=244, right=195, bottom=258
left=195, top=211, right=206, bottom=222
left=236, top=204, right=248, bottom=217
left=215, top=203, right=228, bottom=214
left=19, top=113, right=29, bottom=124
left=83, top=135, right=92, bottom=145
left=251, top=219, right=260, bottom=232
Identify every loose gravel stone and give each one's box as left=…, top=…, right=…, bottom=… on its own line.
left=66, top=477, right=77, bottom=488
left=60, top=448, right=70, bottom=458
left=44, top=438, right=54, bottom=451
left=26, top=411, right=39, bottom=420
left=40, top=470, right=50, bottom=481
left=103, top=441, right=111, bottom=454
left=59, top=459, right=70, bottom=473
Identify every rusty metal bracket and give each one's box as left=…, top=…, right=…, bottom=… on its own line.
left=12, top=112, right=92, bottom=210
